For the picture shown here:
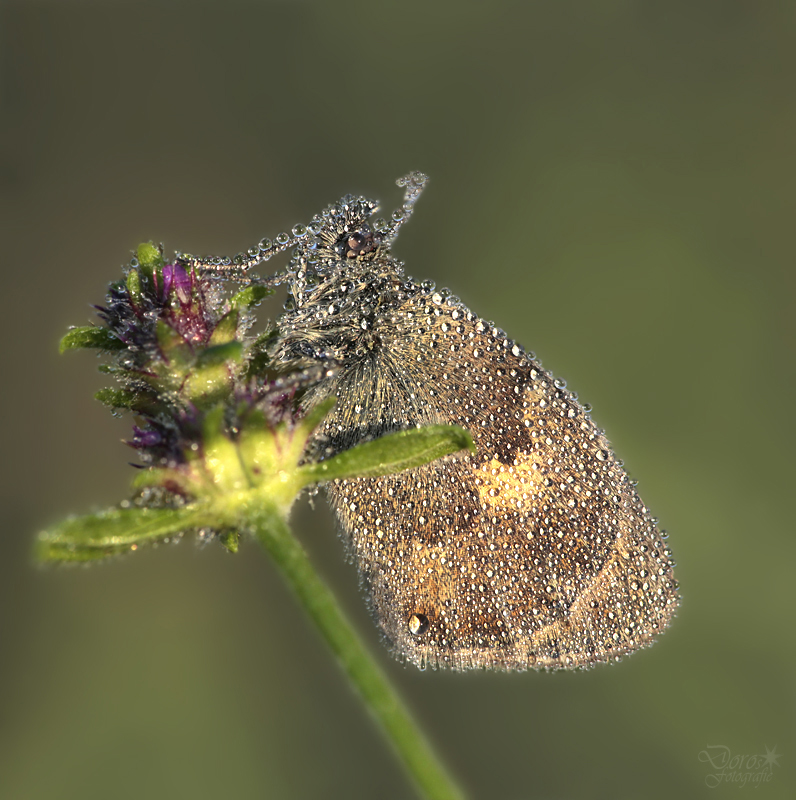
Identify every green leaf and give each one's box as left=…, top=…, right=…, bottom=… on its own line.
left=59, top=326, right=125, bottom=353
left=298, top=424, right=475, bottom=485
left=35, top=505, right=209, bottom=563
left=229, top=283, right=272, bottom=309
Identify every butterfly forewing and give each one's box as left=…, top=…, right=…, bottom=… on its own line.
left=317, top=291, right=678, bottom=670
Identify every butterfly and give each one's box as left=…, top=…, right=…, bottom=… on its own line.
left=179, top=172, right=679, bottom=671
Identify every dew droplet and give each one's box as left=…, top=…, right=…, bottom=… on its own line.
left=408, top=613, right=429, bottom=635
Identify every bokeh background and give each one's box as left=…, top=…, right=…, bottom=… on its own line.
left=2, top=3, right=794, bottom=799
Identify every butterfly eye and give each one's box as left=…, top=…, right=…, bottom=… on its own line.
left=347, top=232, right=366, bottom=250
left=336, top=225, right=381, bottom=259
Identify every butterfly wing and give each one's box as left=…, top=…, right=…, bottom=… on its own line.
left=318, top=290, right=678, bottom=670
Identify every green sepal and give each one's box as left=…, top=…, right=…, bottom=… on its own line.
left=136, top=242, right=164, bottom=280
left=126, top=268, right=142, bottom=307
left=218, top=531, right=239, bottom=553
left=200, top=405, right=250, bottom=493
left=229, top=283, right=272, bottom=309
left=243, top=328, right=277, bottom=378
left=94, top=387, right=147, bottom=412
left=59, top=326, right=125, bottom=354
left=96, top=364, right=147, bottom=380
left=201, top=403, right=226, bottom=445
left=208, top=310, right=239, bottom=346
left=131, top=466, right=196, bottom=497
left=270, top=396, right=338, bottom=475
left=196, top=340, right=243, bottom=367
left=184, top=362, right=236, bottom=407
left=298, top=424, right=475, bottom=485
left=155, top=320, right=192, bottom=366
left=297, top=396, right=337, bottom=438
left=236, top=409, right=278, bottom=481
left=35, top=505, right=207, bottom=563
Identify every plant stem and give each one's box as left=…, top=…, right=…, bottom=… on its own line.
left=246, top=503, right=466, bottom=800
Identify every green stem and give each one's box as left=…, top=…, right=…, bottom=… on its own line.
left=245, top=504, right=467, bottom=800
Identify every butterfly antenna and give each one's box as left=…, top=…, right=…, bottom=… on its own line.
left=382, top=171, right=429, bottom=245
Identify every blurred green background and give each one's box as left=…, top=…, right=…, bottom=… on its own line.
left=2, top=2, right=794, bottom=799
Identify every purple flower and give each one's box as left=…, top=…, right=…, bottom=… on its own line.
left=158, top=263, right=193, bottom=306
left=151, top=262, right=213, bottom=344
left=131, top=426, right=163, bottom=449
